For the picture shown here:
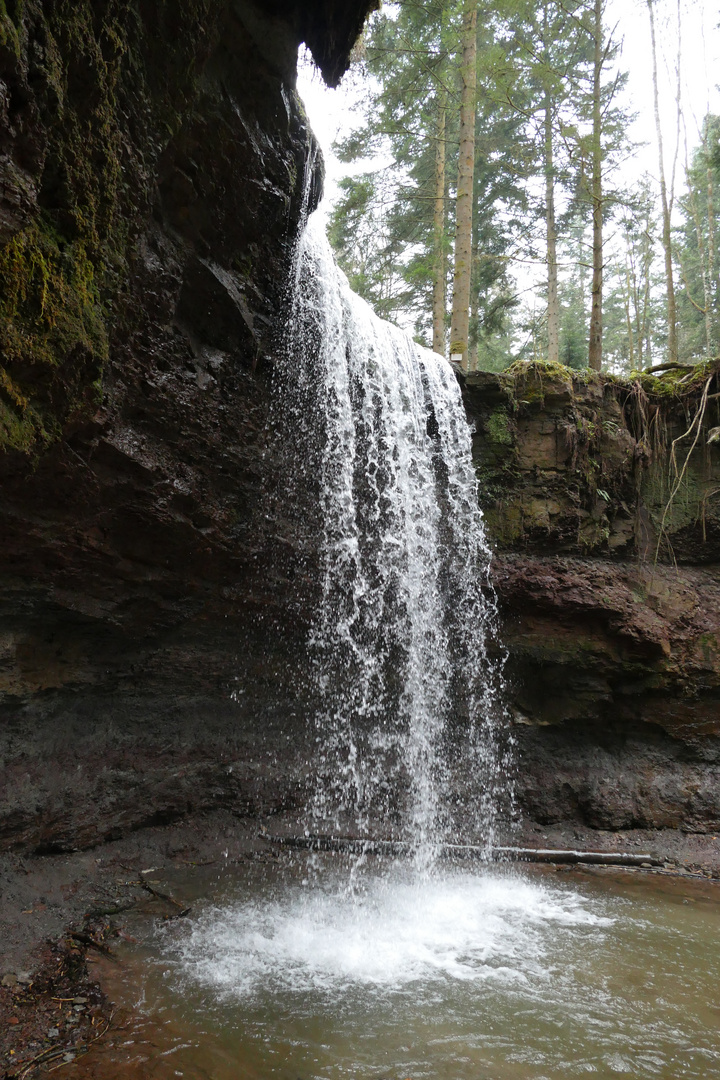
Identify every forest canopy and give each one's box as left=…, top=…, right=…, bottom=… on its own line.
left=327, top=0, right=720, bottom=374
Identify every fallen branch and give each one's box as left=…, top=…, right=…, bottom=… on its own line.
left=139, top=881, right=191, bottom=917
left=17, top=1047, right=67, bottom=1079
left=84, top=900, right=139, bottom=917
left=265, top=834, right=663, bottom=868
left=643, top=361, right=696, bottom=373
left=67, top=932, right=115, bottom=958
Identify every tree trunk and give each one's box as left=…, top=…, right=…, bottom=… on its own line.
left=624, top=262, right=635, bottom=369
left=432, top=88, right=447, bottom=356
left=706, top=135, right=718, bottom=352
left=544, top=91, right=559, bottom=365
left=686, top=169, right=712, bottom=355
left=588, top=0, right=603, bottom=371
left=647, top=0, right=677, bottom=362
left=449, top=0, right=477, bottom=372
left=468, top=177, right=480, bottom=372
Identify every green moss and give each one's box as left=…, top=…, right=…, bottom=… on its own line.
left=0, top=220, right=108, bottom=449
left=625, top=358, right=720, bottom=400
left=642, top=460, right=704, bottom=534
left=484, top=502, right=523, bottom=544
left=0, top=0, right=21, bottom=57
left=505, top=358, right=577, bottom=382
left=486, top=408, right=513, bottom=445
left=0, top=0, right=226, bottom=453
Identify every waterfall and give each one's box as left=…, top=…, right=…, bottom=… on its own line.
left=282, top=209, right=510, bottom=861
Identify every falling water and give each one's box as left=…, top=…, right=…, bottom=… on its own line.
left=283, top=209, right=510, bottom=861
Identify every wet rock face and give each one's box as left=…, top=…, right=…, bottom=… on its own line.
left=0, top=0, right=373, bottom=852
left=462, top=364, right=720, bottom=832
left=495, top=555, right=720, bottom=831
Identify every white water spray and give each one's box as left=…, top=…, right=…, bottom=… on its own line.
left=134, top=208, right=718, bottom=1080
left=283, top=210, right=510, bottom=860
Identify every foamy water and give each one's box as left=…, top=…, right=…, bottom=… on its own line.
left=92, top=862, right=720, bottom=1080
left=168, top=865, right=612, bottom=998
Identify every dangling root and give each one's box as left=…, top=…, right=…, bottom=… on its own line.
left=655, top=374, right=714, bottom=563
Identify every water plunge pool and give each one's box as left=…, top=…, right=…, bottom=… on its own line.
left=76, top=855, right=720, bottom=1079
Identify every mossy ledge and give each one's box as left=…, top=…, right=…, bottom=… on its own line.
left=462, top=358, right=720, bottom=563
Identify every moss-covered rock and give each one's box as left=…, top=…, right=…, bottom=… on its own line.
left=0, top=0, right=376, bottom=454
left=463, top=358, right=720, bottom=564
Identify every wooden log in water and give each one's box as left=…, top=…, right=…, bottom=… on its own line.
left=265, top=834, right=663, bottom=868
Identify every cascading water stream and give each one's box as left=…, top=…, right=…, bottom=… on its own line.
left=283, top=208, right=511, bottom=863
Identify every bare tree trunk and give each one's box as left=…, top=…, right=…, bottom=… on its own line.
left=624, top=261, right=635, bottom=369
left=640, top=222, right=653, bottom=364
left=449, top=0, right=477, bottom=372
left=647, top=0, right=678, bottom=361
left=706, top=139, right=718, bottom=353
left=468, top=175, right=480, bottom=372
left=588, top=0, right=603, bottom=371
left=432, top=88, right=447, bottom=356
left=544, top=91, right=559, bottom=365
left=685, top=159, right=712, bottom=355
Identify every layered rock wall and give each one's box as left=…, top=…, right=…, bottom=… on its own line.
left=463, top=363, right=720, bottom=831
left=0, top=0, right=718, bottom=853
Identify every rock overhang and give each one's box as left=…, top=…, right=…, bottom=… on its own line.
left=235, top=0, right=380, bottom=87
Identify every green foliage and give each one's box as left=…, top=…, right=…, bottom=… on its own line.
left=328, top=0, right=527, bottom=354
left=329, top=0, right=641, bottom=373
left=674, top=114, right=720, bottom=362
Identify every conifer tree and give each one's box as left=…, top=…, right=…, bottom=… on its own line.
left=676, top=114, right=720, bottom=359
left=328, top=0, right=525, bottom=356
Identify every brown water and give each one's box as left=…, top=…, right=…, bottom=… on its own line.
left=69, top=857, right=720, bottom=1079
